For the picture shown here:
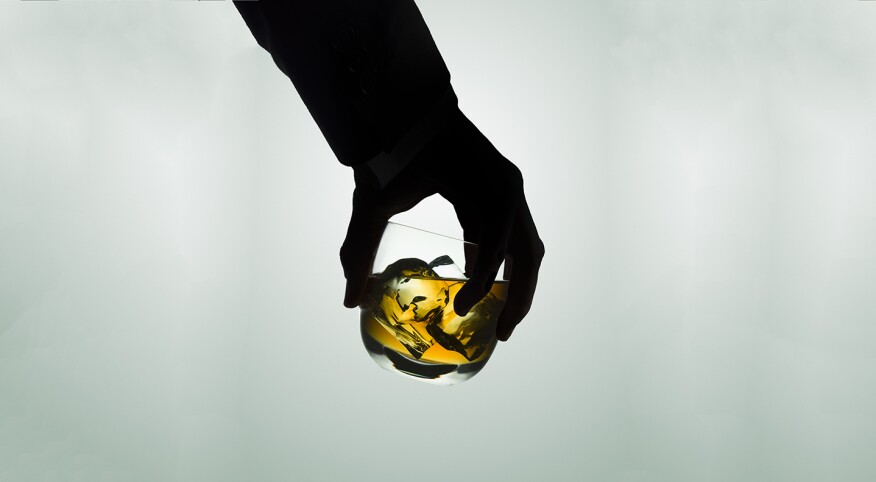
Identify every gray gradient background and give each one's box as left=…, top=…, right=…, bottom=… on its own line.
left=2, top=1, right=875, bottom=481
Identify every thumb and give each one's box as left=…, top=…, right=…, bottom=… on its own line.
left=340, top=197, right=387, bottom=308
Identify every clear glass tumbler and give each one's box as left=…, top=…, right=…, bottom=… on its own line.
left=359, top=222, right=507, bottom=385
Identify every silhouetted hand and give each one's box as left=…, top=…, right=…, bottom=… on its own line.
left=340, top=109, right=544, bottom=341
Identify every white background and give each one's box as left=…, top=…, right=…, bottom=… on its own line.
left=1, top=1, right=875, bottom=480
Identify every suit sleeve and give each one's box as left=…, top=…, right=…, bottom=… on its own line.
left=233, top=0, right=459, bottom=189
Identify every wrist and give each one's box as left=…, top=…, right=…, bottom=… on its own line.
left=358, top=86, right=459, bottom=190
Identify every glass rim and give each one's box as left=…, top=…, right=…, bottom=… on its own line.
left=386, top=221, right=477, bottom=246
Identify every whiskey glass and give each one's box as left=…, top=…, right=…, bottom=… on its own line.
left=359, top=222, right=507, bottom=385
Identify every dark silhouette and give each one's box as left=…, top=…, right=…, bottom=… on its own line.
left=233, top=0, right=543, bottom=341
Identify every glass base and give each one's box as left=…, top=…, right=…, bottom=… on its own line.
left=361, top=327, right=491, bottom=386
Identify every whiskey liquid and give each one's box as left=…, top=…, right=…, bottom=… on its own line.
left=359, top=258, right=508, bottom=384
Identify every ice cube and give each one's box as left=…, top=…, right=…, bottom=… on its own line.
left=365, top=256, right=497, bottom=361
left=429, top=255, right=466, bottom=280
left=367, top=258, right=449, bottom=359
left=428, top=285, right=503, bottom=361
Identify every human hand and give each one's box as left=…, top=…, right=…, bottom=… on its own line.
left=340, top=109, right=544, bottom=341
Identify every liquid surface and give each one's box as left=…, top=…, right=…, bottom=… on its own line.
left=360, top=257, right=507, bottom=384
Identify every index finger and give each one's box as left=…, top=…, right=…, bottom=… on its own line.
left=453, top=160, right=525, bottom=315
left=496, top=199, right=544, bottom=340
left=340, top=199, right=387, bottom=308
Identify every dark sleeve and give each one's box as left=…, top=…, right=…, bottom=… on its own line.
left=233, top=0, right=459, bottom=188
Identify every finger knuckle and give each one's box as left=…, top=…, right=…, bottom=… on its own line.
left=339, top=242, right=354, bottom=262
left=533, top=237, right=546, bottom=261
left=504, top=162, right=524, bottom=193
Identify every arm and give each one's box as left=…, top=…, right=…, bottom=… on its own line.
left=233, top=0, right=452, bottom=185
left=233, top=0, right=544, bottom=340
